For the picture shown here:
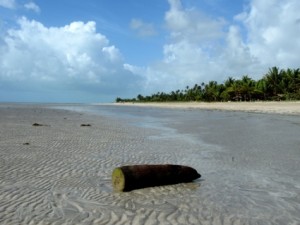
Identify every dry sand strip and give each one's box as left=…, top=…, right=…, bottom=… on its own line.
left=114, top=101, right=300, bottom=115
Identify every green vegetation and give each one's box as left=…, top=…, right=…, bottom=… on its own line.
left=116, top=67, right=300, bottom=102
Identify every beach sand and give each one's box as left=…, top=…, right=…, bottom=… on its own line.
left=115, top=101, right=300, bottom=115
left=0, top=105, right=202, bottom=224
left=0, top=104, right=299, bottom=224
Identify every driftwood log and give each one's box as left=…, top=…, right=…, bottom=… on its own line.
left=112, top=164, right=201, bottom=192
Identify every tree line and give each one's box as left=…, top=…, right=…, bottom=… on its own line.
left=116, top=67, right=300, bottom=103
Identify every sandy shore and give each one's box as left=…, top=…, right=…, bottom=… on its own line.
left=115, top=101, right=300, bottom=115
left=1, top=104, right=299, bottom=224
left=0, top=104, right=203, bottom=224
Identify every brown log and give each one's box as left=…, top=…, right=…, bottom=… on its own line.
left=112, top=164, right=201, bottom=192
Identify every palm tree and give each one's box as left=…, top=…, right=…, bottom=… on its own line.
left=240, top=75, right=255, bottom=101
left=231, top=81, right=243, bottom=101
left=224, top=77, right=235, bottom=88
left=117, top=66, right=300, bottom=102
left=264, top=67, right=283, bottom=98
left=255, top=79, right=267, bottom=100
left=137, top=94, right=144, bottom=101
left=193, top=84, right=202, bottom=101
left=204, top=81, right=219, bottom=101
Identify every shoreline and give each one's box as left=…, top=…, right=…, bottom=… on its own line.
left=114, top=101, right=300, bottom=115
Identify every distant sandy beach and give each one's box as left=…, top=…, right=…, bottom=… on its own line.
left=115, top=101, right=300, bottom=115
left=1, top=104, right=299, bottom=224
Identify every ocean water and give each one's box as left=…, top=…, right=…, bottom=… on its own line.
left=54, top=104, right=300, bottom=224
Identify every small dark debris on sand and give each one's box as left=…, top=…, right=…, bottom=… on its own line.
left=32, top=123, right=49, bottom=127
left=23, top=142, right=30, bottom=145
left=32, top=123, right=43, bottom=126
left=80, top=124, right=91, bottom=127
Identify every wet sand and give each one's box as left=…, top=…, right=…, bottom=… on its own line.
left=115, top=101, right=300, bottom=115
left=0, top=104, right=300, bottom=224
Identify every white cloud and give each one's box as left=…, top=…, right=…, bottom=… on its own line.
left=132, top=0, right=300, bottom=95
left=238, top=0, right=300, bottom=69
left=130, top=18, right=156, bottom=37
left=102, top=46, right=122, bottom=63
left=132, top=0, right=231, bottom=94
left=0, top=17, right=142, bottom=102
left=0, top=0, right=16, bottom=9
left=165, top=0, right=225, bottom=43
left=1, top=0, right=300, bottom=102
left=24, top=2, right=40, bottom=13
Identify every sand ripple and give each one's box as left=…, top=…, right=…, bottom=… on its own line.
left=0, top=105, right=300, bottom=224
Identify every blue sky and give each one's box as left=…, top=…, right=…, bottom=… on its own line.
left=0, top=0, right=299, bottom=103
